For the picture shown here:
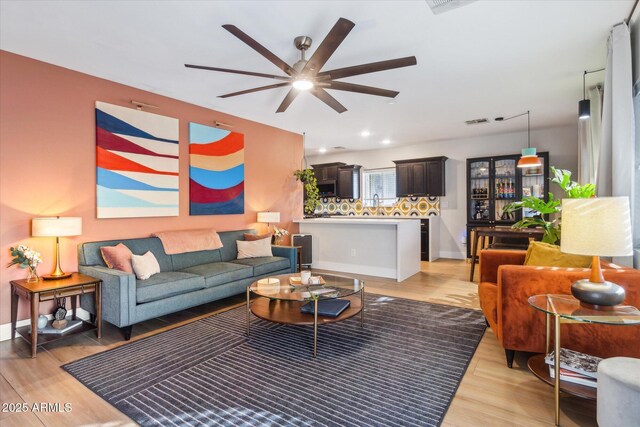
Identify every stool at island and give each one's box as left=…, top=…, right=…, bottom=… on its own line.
left=597, top=357, right=640, bottom=427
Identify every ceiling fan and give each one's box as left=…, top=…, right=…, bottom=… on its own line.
left=185, top=18, right=417, bottom=113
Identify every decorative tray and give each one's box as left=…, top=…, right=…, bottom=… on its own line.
left=289, top=276, right=326, bottom=285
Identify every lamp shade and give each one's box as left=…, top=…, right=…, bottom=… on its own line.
left=257, top=212, right=280, bottom=224
left=561, top=197, right=633, bottom=257
left=517, top=148, right=542, bottom=168
left=32, top=217, right=82, bottom=237
left=578, top=99, right=590, bottom=120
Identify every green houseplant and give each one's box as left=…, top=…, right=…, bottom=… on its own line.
left=294, top=168, right=321, bottom=216
left=504, top=167, right=596, bottom=244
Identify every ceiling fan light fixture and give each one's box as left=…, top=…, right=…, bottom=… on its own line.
left=292, top=77, right=314, bottom=91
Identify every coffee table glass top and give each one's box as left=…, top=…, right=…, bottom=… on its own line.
left=250, top=273, right=362, bottom=301
left=528, top=294, right=640, bottom=325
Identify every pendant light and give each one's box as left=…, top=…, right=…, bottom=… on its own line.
left=578, top=68, right=605, bottom=121
left=495, top=110, right=542, bottom=169
left=578, top=71, right=590, bottom=120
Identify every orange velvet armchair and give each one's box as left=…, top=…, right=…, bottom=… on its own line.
left=478, top=249, right=640, bottom=367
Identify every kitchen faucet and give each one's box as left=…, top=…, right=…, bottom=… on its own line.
left=373, top=193, right=380, bottom=215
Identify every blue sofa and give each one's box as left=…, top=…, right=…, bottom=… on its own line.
left=77, top=229, right=297, bottom=339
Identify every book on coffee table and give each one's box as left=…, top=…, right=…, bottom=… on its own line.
left=300, top=299, right=351, bottom=317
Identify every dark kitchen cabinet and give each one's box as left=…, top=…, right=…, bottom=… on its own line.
left=337, top=165, right=361, bottom=199
left=393, top=156, right=447, bottom=197
left=311, top=162, right=346, bottom=182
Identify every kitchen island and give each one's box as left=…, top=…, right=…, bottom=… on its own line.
left=294, top=217, right=421, bottom=282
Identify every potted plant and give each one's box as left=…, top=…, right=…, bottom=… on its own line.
left=504, top=167, right=595, bottom=244
left=294, top=168, right=321, bottom=216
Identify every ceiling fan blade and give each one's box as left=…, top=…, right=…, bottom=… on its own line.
left=219, top=82, right=291, bottom=98
left=222, top=24, right=295, bottom=76
left=185, top=64, right=290, bottom=81
left=302, top=18, right=355, bottom=76
left=276, top=88, right=300, bottom=113
left=326, top=81, right=399, bottom=98
left=317, top=56, right=417, bottom=80
left=311, top=87, right=347, bottom=113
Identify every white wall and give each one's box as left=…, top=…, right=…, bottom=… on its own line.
left=308, top=125, right=578, bottom=259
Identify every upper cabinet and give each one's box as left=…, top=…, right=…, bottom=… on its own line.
left=337, top=165, right=362, bottom=199
left=311, top=162, right=360, bottom=198
left=393, top=156, right=447, bottom=197
left=311, top=162, right=346, bottom=182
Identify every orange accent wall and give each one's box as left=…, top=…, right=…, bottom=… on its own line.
left=0, top=51, right=303, bottom=325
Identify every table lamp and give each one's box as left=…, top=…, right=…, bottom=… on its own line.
left=32, top=217, right=82, bottom=280
left=561, top=197, right=633, bottom=308
left=257, top=211, right=280, bottom=233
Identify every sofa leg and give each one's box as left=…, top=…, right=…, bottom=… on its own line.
left=484, top=317, right=490, bottom=327
left=505, top=349, right=516, bottom=368
left=122, top=325, right=133, bottom=341
left=89, top=314, right=96, bottom=324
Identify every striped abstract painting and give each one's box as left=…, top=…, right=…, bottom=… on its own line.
left=189, top=122, right=244, bottom=215
left=95, top=102, right=179, bottom=218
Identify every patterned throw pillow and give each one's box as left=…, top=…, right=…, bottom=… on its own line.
left=100, top=243, right=133, bottom=273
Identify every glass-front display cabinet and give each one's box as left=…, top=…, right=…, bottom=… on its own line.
left=465, top=152, right=549, bottom=258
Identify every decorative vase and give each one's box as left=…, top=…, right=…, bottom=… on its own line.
left=273, top=236, right=283, bottom=246
left=26, top=266, right=39, bottom=283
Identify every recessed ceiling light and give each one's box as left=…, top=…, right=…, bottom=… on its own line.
left=387, top=100, right=396, bottom=105
left=360, top=130, right=371, bottom=137
left=318, top=147, right=327, bottom=153
left=381, top=139, right=391, bottom=145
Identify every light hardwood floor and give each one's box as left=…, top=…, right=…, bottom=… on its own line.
left=0, top=260, right=597, bottom=426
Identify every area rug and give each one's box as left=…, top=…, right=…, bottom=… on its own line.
left=64, top=295, right=486, bottom=426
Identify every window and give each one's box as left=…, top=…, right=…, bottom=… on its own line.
left=362, top=167, right=397, bottom=207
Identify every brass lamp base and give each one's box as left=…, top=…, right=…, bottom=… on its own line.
left=571, top=279, right=625, bottom=307
left=43, top=272, right=72, bottom=280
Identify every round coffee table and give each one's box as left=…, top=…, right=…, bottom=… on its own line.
left=246, top=273, right=364, bottom=357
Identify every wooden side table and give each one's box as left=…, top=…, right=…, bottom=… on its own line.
left=10, top=273, right=102, bottom=358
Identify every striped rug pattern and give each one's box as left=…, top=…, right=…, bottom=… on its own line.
left=64, top=295, right=485, bottom=426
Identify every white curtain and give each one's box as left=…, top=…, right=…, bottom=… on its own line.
left=598, top=23, right=635, bottom=198
left=578, top=85, right=603, bottom=185
left=598, top=23, right=636, bottom=267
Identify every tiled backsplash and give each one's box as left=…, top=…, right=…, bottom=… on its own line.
left=317, top=196, right=440, bottom=217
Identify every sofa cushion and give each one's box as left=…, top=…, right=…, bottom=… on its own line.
left=237, top=238, right=273, bottom=259
left=136, top=272, right=205, bottom=304
left=171, top=249, right=222, bottom=271
left=79, top=237, right=172, bottom=272
left=244, top=232, right=272, bottom=241
left=230, top=256, right=290, bottom=276
left=100, top=243, right=133, bottom=273
left=132, top=251, right=161, bottom=280
left=524, top=241, right=592, bottom=268
left=180, top=262, right=253, bottom=288
left=218, top=230, right=254, bottom=261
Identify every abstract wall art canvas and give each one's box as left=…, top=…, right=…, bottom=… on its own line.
left=95, top=101, right=179, bottom=218
left=189, top=122, right=244, bottom=215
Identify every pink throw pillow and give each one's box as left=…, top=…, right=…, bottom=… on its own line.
left=100, top=243, right=133, bottom=273
left=244, top=232, right=272, bottom=241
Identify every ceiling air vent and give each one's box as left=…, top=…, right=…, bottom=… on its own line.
left=465, top=118, right=489, bottom=125
left=425, top=0, right=476, bottom=15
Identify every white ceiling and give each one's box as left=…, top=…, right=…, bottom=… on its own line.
left=0, top=1, right=631, bottom=154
